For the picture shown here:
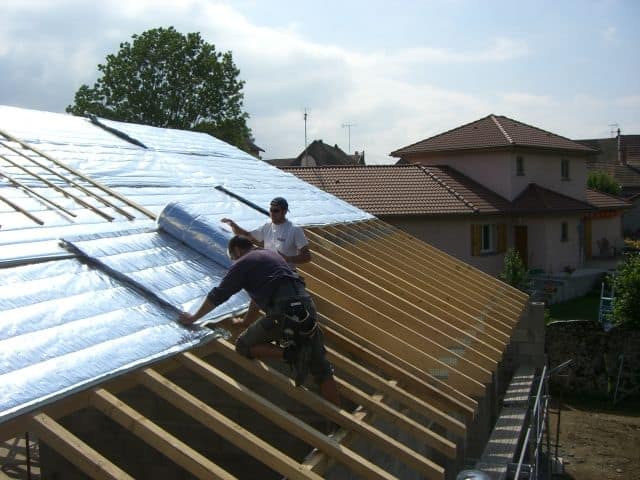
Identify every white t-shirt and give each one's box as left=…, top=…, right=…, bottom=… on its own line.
left=251, top=220, right=308, bottom=264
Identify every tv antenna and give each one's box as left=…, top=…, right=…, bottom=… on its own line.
left=609, top=123, right=619, bottom=138
left=342, top=122, right=356, bottom=153
left=304, top=109, right=309, bottom=150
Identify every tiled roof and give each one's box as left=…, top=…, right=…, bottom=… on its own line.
left=585, top=189, right=631, bottom=210
left=512, top=184, right=594, bottom=213
left=392, top=114, right=596, bottom=156
left=578, top=135, right=640, bottom=188
left=282, top=164, right=511, bottom=216
left=265, top=140, right=361, bottom=168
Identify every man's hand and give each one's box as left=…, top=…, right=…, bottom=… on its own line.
left=220, top=218, right=236, bottom=228
left=179, top=312, right=196, bottom=326
left=277, top=250, right=290, bottom=263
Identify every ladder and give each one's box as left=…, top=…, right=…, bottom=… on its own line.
left=598, top=282, right=614, bottom=330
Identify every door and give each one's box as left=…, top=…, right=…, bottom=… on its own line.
left=583, top=217, right=592, bottom=259
left=514, top=225, right=528, bottom=268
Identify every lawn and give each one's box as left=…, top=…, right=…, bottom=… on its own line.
left=547, top=289, right=601, bottom=322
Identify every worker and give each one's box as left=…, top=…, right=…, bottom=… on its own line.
left=221, top=197, right=311, bottom=268
left=179, top=235, right=340, bottom=407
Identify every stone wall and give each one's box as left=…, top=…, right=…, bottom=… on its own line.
left=546, top=320, right=640, bottom=397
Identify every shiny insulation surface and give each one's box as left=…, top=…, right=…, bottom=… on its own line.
left=0, top=105, right=373, bottom=423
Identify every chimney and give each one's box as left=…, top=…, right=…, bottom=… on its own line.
left=617, top=128, right=627, bottom=165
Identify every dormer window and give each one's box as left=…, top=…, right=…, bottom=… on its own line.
left=561, top=159, right=570, bottom=180
left=516, top=156, right=525, bottom=176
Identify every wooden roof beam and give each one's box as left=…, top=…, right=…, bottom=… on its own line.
left=89, top=388, right=236, bottom=480
left=209, top=339, right=445, bottom=480
left=138, top=368, right=323, bottom=480
left=177, top=352, right=395, bottom=480
left=28, top=412, right=133, bottom=480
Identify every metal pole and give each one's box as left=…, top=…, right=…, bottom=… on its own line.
left=25, top=431, right=32, bottom=480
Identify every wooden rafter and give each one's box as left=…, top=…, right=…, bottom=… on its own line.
left=138, top=368, right=322, bottom=480
left=210, top=339, right=446, bottom=480
left=29, top=412, right=133, bottom=480
left=89, top=388, right=236, bottom=480
left=177, top=352, right=395, bottom=480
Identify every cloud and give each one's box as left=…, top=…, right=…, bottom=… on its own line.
left=0, top=0, right=637, bottom=164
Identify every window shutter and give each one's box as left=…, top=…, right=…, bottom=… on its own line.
left=471, top=224, right=481, bottom=256
left=497, top=224, right=507, bottom=253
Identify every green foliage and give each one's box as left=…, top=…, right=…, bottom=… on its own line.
left=612, top=253, right=640, bottom=328
left=587, top=171, right=622, bottom=196
left=67, top=26, right=252, bottom=151
left=500, top=248, right=528, bottom=291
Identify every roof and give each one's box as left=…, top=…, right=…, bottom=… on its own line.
left=392, top=114, right=597, bottom=157
left=512, top=184, right=594, bottom=213
left=282, top=164, right=510, bottom=216
left=585, top=189, right=632, bottom=210
left=0, top=105, right=529, bottom=479
left=578, top=135, right=640, bottom=188
left=265, top=139, right=363, bottom=167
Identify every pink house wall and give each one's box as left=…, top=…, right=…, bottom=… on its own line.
left=524, top=215, right=582, bottom=273
left=412, top=151, right=589, bottom=201
left=591, top=216, right=624, bottom=256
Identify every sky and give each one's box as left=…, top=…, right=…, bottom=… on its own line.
left=1, top=0, right=638, bottom=164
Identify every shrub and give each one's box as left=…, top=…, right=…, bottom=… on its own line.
left=612, top=253, right=640, bottom=328
left=587, top=171, right=622, bottom=195
left=500, top=248, right=528, bottom=292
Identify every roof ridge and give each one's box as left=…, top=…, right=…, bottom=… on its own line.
left=490, top=115, right=513, bottom=144
left=390, top=114, right=495, bottom=156
left=496, top=114, right=596, bottom=151
left=418, top=165, right=479, bottom=213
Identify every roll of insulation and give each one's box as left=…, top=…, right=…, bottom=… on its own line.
left=157, top=202, right=232, bottom=268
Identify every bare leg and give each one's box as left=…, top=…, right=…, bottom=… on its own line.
left=319, top=376, right=341, bottom=407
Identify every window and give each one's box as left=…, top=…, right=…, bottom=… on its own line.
left=481, top=224, right=496, bottom=253
left=516, top=156, right=525, bottom=176
left=561, top=222, right=568, bottom=242
left=561, top=158, right=570, bottom=180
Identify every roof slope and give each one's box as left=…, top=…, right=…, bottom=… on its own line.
left=512, top=184, right=594, bottom=213
left=392, top=114, right=596, bottom=156
left=586, top=189, right=632, bottom=210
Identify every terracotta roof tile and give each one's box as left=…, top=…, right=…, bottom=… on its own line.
left=282, top=164, right=510, bottom=216
left=512, top=184, right=594, bottom=213
left=579, top=135, right=640, bottom=188
left=585, top=189, right=632, bottom=210
left=392, top=114, right=596, bottom=156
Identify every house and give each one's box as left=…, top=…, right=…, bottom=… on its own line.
left=286, top=115, right=630, bottom=275
left=577, top=131, right=640, bottom=236
left=266, top=139, right=364, bottom=167
left=246, top=139, right=265, bottom=159
left=0, top=105, right=534, bottom=479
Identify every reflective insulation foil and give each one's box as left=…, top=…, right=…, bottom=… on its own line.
left=0, top=259, right=216, bottom=421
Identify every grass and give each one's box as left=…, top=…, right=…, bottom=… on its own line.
left=547, top=289, right=601, bottom=323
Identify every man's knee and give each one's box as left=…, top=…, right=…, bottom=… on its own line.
left=235, top=334, right=252, bottom=358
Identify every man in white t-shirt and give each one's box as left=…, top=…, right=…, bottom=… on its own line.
left=221, top=197, right=311, bottom=267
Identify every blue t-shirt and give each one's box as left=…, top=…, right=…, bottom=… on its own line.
left=207, top=249, right=299, bottom=310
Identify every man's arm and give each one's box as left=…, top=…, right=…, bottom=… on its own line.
left=220, top=218, right=260, bottom=244
left=179, top=297, right=217, bottom=325
left=280, top=245, right=312, bottom=264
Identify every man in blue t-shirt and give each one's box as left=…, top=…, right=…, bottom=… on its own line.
left=179, top=235, right=340, bottom=406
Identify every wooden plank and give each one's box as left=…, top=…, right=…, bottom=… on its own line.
left=305, top=229, right=509, bottom=350
left=358, top=223, right=523, bottom=319
left=138, top=368, right=321, bottom=480
left=333, top=376, right=457, bottom=458
left=325, top=346, right=467, bottom=437
left=90, top=388, right=236, bottom=480
left=302, top=258, right=498, bottom=374
left=313, top=226, right=514, bottom=335
left=321, top=317, right=477, bottom=416
left=371, top=220, right=529, bottom=303
left=331, top=223, right=518, bottom=327
left=210, top=339, right=445, bottom=480
left=29, top=412, right=133, bottom=480
left=306, top=280, right=488, bottom=397
left=177, top=353, right=395, bottom=480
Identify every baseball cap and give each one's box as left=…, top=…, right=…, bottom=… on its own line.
left=270, top=197, right=289, bottom=211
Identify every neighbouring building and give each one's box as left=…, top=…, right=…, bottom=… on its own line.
left=577, top=131, right=640, bottom=236
left=267, top=139, right=364, bottom=167
left=285, top=115, right=631, bottom=275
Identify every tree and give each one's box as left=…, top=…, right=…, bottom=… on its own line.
left=500, top=248, right=528, bottom=292
left=587, top=171, right=622, bottom=196
left=67, top=27, right=252, bottom=151
left=612, top=253, right=640, bottom=328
